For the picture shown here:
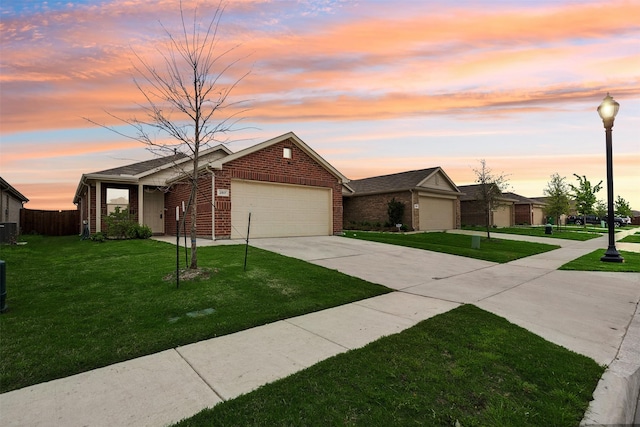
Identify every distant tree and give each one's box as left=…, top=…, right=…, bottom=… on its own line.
left=614, top=196, right=632, bottom=217
left=87, top=1, right=249, bottom=270
left=594, top=200, right=607, bottom=219
left=569, top=174, right=602, bottom=227
left=472, top=159, right=510, bottom=239
left=542, top=173, right=570, bottom=229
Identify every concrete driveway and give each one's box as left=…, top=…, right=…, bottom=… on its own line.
left=250, top=235, right=640, bottom=366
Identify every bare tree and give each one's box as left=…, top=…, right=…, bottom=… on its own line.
left=472, top=159, right=510, bottom=239
left=89, top=1, right=249, bottom=269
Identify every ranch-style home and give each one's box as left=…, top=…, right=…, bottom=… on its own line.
left=457, top=184, right=518, bottom=227
left=343, top=168, right=463, bottom=231
left=73, top=132, right=348, bottom=239
left=503, top=192, right=547, bottom=225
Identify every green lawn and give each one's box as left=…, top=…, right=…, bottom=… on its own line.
left=560, top=250, right=640, bottom=272
left=0, top=236, right=390, bottom=393
left=344, top=231, right=560, bottom=263
left=619, top=232, right=640, bottom=244
left=174, top=305, right=604, bottom=427
left=461, top=226, right=602, bottom=241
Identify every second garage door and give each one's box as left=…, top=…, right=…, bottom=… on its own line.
left=231, top=180, right=332, bottom=239
left=419, top=196, right=455, bottom=230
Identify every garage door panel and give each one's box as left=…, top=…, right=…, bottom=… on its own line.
left=231, top=180, right=331, bottom=239
left=419, top=197, right=454, bottom=230
left=492, top=205, right=512, bottom=227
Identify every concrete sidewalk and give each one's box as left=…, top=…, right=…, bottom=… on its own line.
left=1, top=230, right=639, bottom=426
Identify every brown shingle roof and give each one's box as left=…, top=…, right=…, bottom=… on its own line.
left=347, top=168, right=440, bottom=195
left=94, top=153, right=187, bottom=176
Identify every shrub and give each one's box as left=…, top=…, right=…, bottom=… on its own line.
left=104, top=207, right=153, bottom=240
left=387, top=198, right=405, bottom=226
left=90, top=232, right=106, bottom=243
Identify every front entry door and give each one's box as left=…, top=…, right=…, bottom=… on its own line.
left=143, top=188, right=165, bottom=234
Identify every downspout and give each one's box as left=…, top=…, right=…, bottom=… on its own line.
left=410, top=189, right=416, bottom=231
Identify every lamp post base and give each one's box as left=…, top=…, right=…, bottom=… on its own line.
left=600, top=247, right=624, bottom=263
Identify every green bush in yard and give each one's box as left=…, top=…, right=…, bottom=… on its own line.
left=104, top=207, right=152, bottom=239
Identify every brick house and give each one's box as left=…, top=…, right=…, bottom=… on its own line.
left=503, top=192, right=547, bottom=225
left=73, top=132, right=348, bottom=239
left=343, top=168, right=462, bottom=231
left=458, top=184, right=517, bottom=227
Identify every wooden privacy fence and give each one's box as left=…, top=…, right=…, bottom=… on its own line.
left=20, top=209, right=80, bottom=236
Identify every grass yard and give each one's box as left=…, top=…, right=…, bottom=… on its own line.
left=560, top=250, right=640, bottom=272
left=619, top=232, right=640, bottom=243
left=461, top=226, right=602, bottom=241
left=174, top=305, right=604, bottom=427
left=0, top=236, right=390, bottom=393
left=344, top=231, right=560, bottom=263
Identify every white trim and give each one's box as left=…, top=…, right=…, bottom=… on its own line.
left=138, top=184, right=144, bottom=225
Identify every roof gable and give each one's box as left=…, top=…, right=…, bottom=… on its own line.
left=0, top=177, right=29, bottom=202
left=347, top=167, right=460, bottom=196
left=210, top=132, right=348, bottom=183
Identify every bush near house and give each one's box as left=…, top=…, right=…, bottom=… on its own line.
left=104, top=207, right=152, bottom=240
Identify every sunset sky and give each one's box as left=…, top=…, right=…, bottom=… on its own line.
left=1, top=0, right=639, bottom=211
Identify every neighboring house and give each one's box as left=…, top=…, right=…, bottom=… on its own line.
left=458, top=184, right=517, bottom=227
left=74, top=132, right=348, bottom=239
left=504, top=193, right=547, bottom=225
left=343, top=168, right=462, bottom=231
left=0, top=177, right=29, bottom=241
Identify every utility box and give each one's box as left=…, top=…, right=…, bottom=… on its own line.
left=471, top=235, right=481, bottom=249
left=0, top=223, right=18, bottom=244
left=0, top=260, right=7, bottom=313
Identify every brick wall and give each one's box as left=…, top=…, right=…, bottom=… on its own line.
left=99, top=184, right=139, bottom=232
left=165, top=138, right=343, bottom=239
left=165, top=178, right=214, bottom=238
left=461, top=200, right=488, bottom=226
left=216, top=138, right=343, bottom=239
left=344, top=191, right=413, bottom=228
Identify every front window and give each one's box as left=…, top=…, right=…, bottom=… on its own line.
left=106, top=188, right=129, bottom=215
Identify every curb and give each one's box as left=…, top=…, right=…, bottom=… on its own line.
left=580, top=302, right=640, bottom=426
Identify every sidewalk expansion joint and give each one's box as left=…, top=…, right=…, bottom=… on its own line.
left=174, top=347, right=227, bottom=402
left=283, top=319, right=352, bottom=351
left=476, top=267, right=555, bottom=303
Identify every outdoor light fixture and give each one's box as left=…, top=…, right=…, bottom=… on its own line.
left=598, top=93, right=624, bottom=263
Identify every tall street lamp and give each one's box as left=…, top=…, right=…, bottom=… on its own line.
left=597, top=93, right=624, bottom=263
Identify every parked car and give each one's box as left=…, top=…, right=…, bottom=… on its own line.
left=602, top=215, right=625, bottom=227
left=621, top=216, right=632, bottom=225
left=567, top=214, right=625, bottom=227
left=566, top=214, right=600, bottom=226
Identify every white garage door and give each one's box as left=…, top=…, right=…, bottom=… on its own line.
left=492, top=205, right=512, bottom=227
left=231, top=180, right=332, bottom=239
left=419, top=196, right=454, bottom=230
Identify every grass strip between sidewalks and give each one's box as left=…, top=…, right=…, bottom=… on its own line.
left=0, top=236, right=390, bottom=393
left=461, top=226, right=603, bottom=241
left=174, top=305, right=604, bottom=427
left=344, top=231, right=560, bottom=263
left=560, top=250, right=640, bottom=272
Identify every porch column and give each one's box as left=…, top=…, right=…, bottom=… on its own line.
left=95, top=181, right=101, bottom=232
left=138, top=184, right=144, bottom=225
